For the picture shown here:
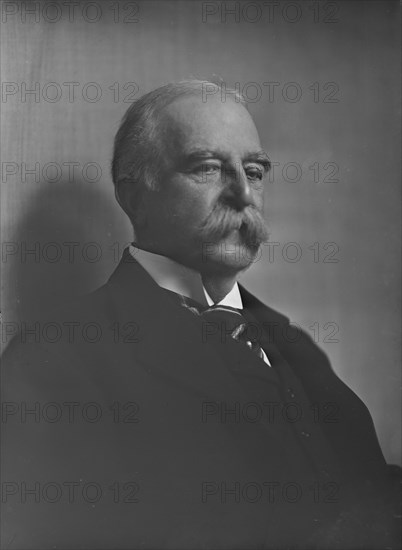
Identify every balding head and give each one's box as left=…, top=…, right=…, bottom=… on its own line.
left=111, top=80, right=247, bottom=225
left=111, top=80, right=270, bottom=275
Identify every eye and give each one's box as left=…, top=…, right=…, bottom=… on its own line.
left=245, top=164, right=264, bottom=181
left=193, top=163, right=221, bottom=177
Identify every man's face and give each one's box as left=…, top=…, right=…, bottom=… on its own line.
left=135, top=94, right=270, bottom=276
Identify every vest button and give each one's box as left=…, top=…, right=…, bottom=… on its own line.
left=301, top=431, right=311, bottom=438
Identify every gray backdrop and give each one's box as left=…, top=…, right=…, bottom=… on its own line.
left=1, top=0, right=400, bottom=464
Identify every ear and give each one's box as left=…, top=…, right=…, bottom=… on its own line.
left=115, top=178, right=147, bottom=228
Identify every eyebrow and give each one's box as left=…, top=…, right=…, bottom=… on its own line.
left=179, top=149, right=272, bottom=172
left=244, top=151, right=272, bottom=172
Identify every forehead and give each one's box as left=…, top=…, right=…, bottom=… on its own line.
left=159, top=95, right=262, bottom=156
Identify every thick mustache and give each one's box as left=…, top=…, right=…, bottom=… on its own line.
left=199, top=204, right=269, bottom=245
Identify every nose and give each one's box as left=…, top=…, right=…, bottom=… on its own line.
left=221, top=165, right=256, bottom=211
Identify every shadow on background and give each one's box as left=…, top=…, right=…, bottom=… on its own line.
left=5, top=177, right=125, bottom=326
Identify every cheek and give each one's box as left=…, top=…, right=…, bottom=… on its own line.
left=253, top=186, right=265, bottom=208
left=150, top=195, right=206, bottom=233
left=159, top=181, right=216, bottom=223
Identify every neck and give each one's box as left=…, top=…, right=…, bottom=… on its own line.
left=201, top=273, right=238, bottom=303
left=133, top=238, right=241, bottom=303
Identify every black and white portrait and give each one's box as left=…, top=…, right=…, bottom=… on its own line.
left=1, top=1, right=400, bottom=548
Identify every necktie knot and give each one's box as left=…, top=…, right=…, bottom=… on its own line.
left=161, top=289, right=267, bottom=362
left=198, top=305, right=264, bottom=359
left=200, top=305, right=246, bottom=335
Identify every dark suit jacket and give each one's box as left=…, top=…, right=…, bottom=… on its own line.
left=1, top=250, right=399, bottom=549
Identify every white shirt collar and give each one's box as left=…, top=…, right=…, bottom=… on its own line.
left=129, top=244, right=243, bottom=309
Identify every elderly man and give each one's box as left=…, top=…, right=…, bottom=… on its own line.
left=1, top=81, right=398, bottom=549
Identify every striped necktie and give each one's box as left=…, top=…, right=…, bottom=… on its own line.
left=170, top=292, right=266, bottom=361
left=199, top=304, right=265, bottom=360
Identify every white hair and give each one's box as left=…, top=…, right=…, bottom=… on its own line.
left=111, top=80, right=246, bottom=223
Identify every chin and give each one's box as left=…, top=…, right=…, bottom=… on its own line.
left=200, top=239, right=259, bottom=274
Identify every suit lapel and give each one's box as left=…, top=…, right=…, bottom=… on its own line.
left=101, top=252, right=345, bottom=480
left=102, top=252, right=307, bottom=454
left=105, top=251, right=267, bottom=404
